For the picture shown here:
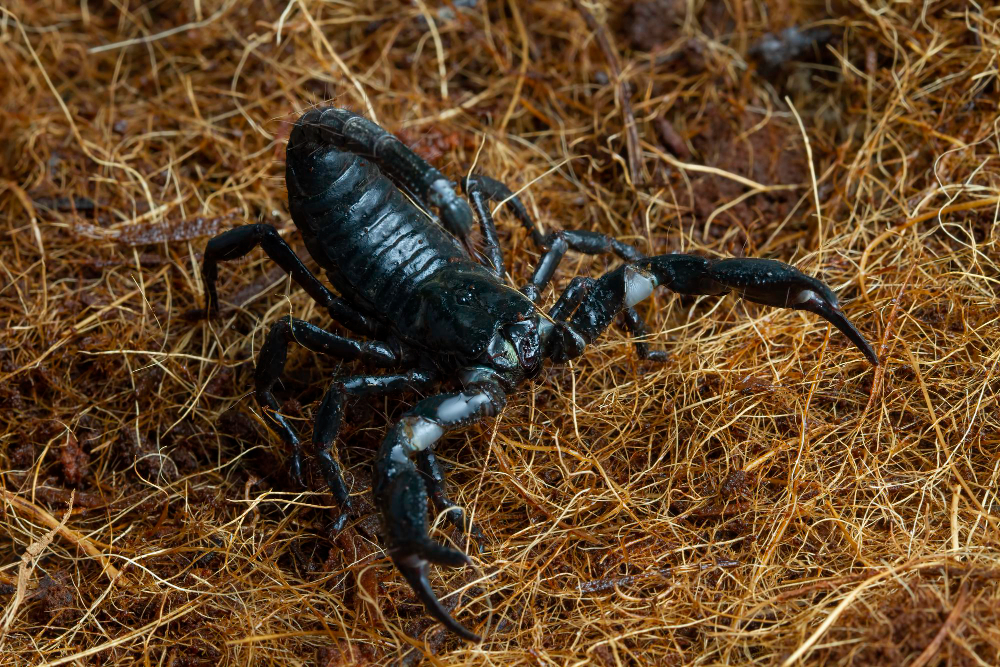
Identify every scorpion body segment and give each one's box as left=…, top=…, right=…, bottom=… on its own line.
left=200, top=107, right=878, bottom=642
left=286, top=108, right=534, bottom=370
left=292, top=107, right=475, bottom=240
left=287, top=112, right=465, bottom=319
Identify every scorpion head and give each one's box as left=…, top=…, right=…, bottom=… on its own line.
left=406, top=267, right=544, bottom=384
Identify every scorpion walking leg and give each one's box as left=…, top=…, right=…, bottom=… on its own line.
left=201, top=223, right=376, bottom=335
left=312, top=370, right=437, bottom=531
left=527, top=229, right=645, bottom=299
left=463, top=174, right=543, bottom=245
left=296, top=107, right=475, bottom=240
left=463, top=175, right=546, bottom=279
left=463, top=178, right=506, bottom=278
left=417, top=450, right=484, bottom=543
left=545, top=254, right=879, bottom=365
left=463, top=175, right=661, bottom=358
left=621, top=308, right=670, bottom=361
left=373, top=372, right=506, bottom=642
left=256, top=317, right=402, bottom=486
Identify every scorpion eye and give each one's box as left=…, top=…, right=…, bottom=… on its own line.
left=455, top=283, right=477, bottom=305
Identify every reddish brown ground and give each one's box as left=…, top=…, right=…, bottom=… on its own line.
left=1, top=1, right=998, bottom=665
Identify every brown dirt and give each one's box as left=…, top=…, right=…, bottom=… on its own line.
left=1, top=1, right=999, bottom=665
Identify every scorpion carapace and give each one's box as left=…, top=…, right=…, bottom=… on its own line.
left=200, top=106, right=878, bottom=642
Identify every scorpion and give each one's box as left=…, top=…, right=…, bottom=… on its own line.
left=200, top=107, right=878, bottom=642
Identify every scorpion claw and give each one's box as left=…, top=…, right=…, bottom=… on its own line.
left=707, top=258, right=879, bottom=365
left=378, top=448, right=484, bottom=641
left=394, top=551, right=482, bottom=643
left=791, top=289, right=880, bottom=366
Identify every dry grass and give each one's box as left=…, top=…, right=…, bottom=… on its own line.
left=1, top=1, right=999, bottom=665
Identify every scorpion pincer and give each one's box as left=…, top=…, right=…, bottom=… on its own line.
left=199, top=107, right=878, bottom=642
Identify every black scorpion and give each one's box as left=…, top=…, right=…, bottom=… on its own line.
left=200, top=107, right=879, bottom=641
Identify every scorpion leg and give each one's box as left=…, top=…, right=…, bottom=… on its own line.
left=312, top=369, right=437, bottom=531
left=463, top=174, right=544, bottom=245
left=621, top=308, right=671, bottom=362
left=463, top=178, right=505, bottom=279
left=527, top=230, right=645, bottom=299
left=464, top=176, right=662, bottom=357
left=463, top=183, right=503, bottom=278
left=256, top=316, right=402, bottom=487
left=417, top=450, right=485, bottom=544
left=201, top=223, right=377, bottom=336
left=544, top=254, right=879, bottom=365
left=463, top=174, right=546, bottom=279
left=296, top=107, right=475, bottom=241
left=373, top=371, right=507, bottom=642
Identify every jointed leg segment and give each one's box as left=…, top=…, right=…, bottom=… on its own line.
left=417, top=450, right=483, bottom=540
left=526, top=230, right=644, bottom=297
left=201, top=223, right=377, bottom=335
left=525, top=229, right=667, bottom=359
left=621, top=307, right=670, bottom=361
left=312, top=369, right=437, bottom=530
left=463, top=173, right=665, bottom=358
left=464, top=174, right=544, bottom=280
left=254, top=316, right=404, bottom=506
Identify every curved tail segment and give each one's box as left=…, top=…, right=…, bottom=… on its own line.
left=294, top=107, right=474, bottom=240
left=545, top=255, right=879, bottom=366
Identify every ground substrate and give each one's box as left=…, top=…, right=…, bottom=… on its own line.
left=1, top=1, right=999, bottom=665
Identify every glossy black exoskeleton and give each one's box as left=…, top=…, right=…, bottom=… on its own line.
left=200, top=107, right=878, bottom=642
